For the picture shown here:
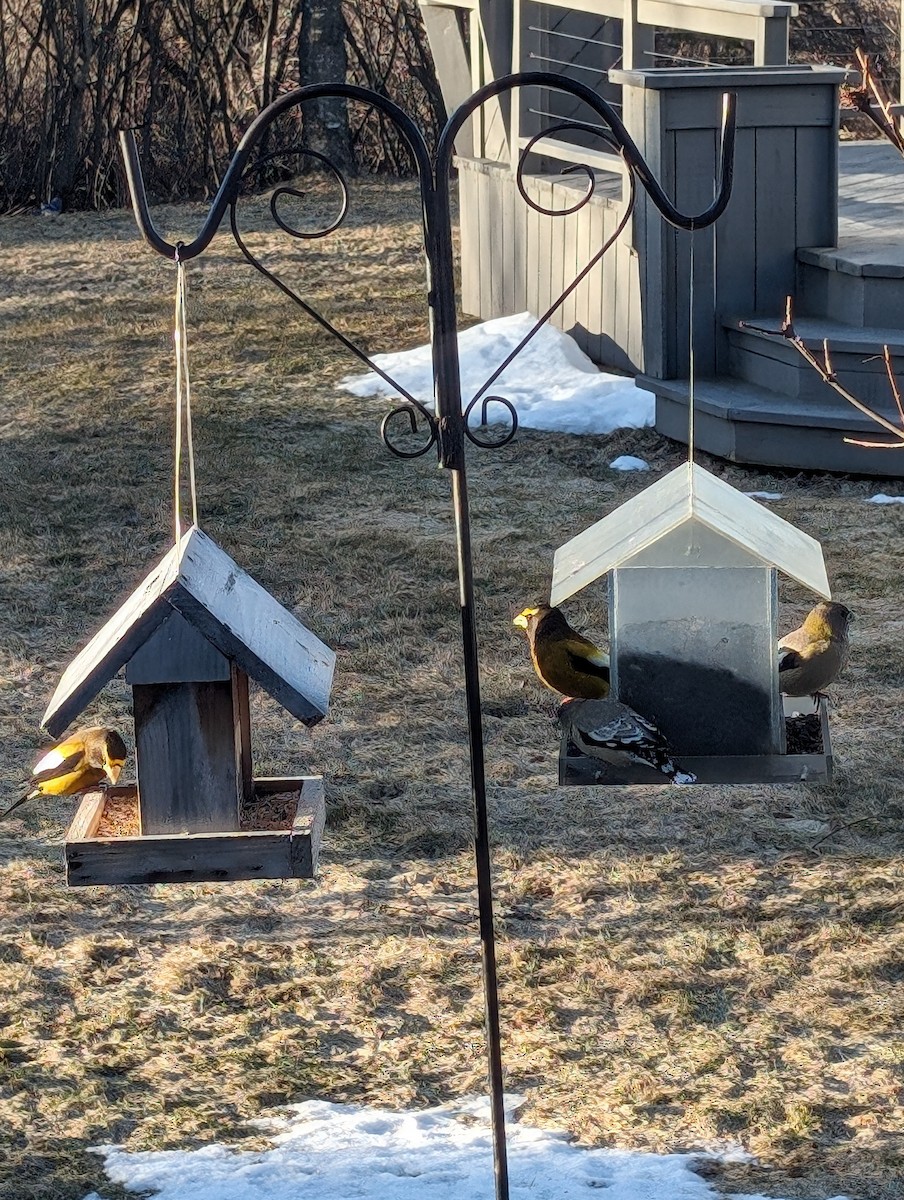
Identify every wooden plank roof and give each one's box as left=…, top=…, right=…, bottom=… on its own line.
left=43, top=527, right=335, bottom=737
left=551, top=462, right=830, bottom=606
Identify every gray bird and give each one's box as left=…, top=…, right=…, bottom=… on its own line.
left=560, top=697, right=696, bottom=785
left=778, top=601, right=853, bottom=700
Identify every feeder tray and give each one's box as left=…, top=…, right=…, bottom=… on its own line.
left=559, top=697, right=832, bottom=786
left=64, top=776, right=325, bottom=886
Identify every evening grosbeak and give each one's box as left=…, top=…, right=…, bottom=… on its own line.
left=778, top=601, right=853, bottom=700
left=3, top=727, right=127, bottom=818
left=513, top=604, right=610, bottom=699
left=560, top=698, right=696, bottom=785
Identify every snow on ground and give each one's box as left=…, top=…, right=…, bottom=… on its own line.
left=867, top=493, right=904, bottom=504
left=341, top=313, right=655, bottom=435
left=83, top=1096, right=849, bottom=1200
left=609, top=455, right=650, bottom=471
left=744, top=491, right=784, bottom=501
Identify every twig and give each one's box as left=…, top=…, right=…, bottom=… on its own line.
left=809, top=815, right=878, bottom=852
left=740, top=297, right=904, bottom=448
left=842, top=50, right=904, bottom=155
left=884, top=344, right=904, bottom=426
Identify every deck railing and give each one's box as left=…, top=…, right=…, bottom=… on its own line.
left=420, top=0, right=798, bottom=170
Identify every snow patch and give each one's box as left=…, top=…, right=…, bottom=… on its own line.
left=609, top=455, right=650, bottom=472
left=341, top=312, right=655, bottom=435
left=86, top=1096, right=848, bottom=1200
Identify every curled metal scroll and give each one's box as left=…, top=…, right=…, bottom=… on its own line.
left=254, top=147, right=350, bottom=239
left=434, top=72, right=736, bottom=232
left=380, top=403, right=438, bottom=459
left=516, top=121, right=624, bottom=217
left=119, top=72, right=736, bottom=470
left=463, top=395, right=519, bottom=450
left=222, top=126, right=439, bottom=459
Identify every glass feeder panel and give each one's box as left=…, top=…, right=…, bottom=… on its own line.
left=610, top=563, right=782, bottom=757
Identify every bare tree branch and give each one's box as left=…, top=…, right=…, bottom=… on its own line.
left=741, top=297, right=904, bottom=449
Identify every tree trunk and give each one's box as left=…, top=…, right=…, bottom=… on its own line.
left=298, top=0, right=354, bottom=172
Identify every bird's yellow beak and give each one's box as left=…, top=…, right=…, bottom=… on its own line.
left=513, top=607, right=538, bottom=630
left=105, top=759, right=123, bottom=785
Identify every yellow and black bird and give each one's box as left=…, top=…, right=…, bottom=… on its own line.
left=3, top=726, right=128, bottom=819
left=560, top=697, right=696, bottom=785
left=778, top=601, right=853, bottom=700
left=513, top=604, right=610, bottom=699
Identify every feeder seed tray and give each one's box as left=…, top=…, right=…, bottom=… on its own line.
left=64, top=776, right=325, bottom=886
left=560, top=697, right=833, bottom=786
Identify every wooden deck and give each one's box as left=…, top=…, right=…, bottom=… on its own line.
left=823, top=141, right=904, bottom=276
left=647, top=139, right=904, bottom=474
left=425, top=0, right=904, bottom=471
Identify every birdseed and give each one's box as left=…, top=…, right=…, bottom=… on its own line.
left=92, top=789, right=299, bottom=836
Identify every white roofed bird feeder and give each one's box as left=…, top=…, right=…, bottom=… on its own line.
left=552, top=463, right=833, bottom=785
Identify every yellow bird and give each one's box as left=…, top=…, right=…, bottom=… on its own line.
left=513, top=604, right=610, bottom=699
left=3, top=726, right=128, bottom=819
left=778, top=601, right=853, bottom=700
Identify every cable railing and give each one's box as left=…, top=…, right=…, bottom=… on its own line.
left=419, top=0, right=904, bottom=167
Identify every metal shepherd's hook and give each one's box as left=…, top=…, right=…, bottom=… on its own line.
left=118, top=72, right=736, bottom=1200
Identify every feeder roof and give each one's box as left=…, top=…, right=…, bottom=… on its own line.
left=551, top=462, right=830, bottom=606
left=43, top=527, right=335, bottom=738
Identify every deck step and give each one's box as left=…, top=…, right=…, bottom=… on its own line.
left=798, top=244, right=904, bottom=280
left=725, top=316, right=904, bottom=409
left=642, top=373, right=904, bottom=475
left=796, top=253, right=904, bottom=329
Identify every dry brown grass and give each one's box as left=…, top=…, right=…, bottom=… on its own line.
left=0, top=180, right=903, bottom=1200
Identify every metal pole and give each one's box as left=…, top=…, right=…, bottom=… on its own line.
left=451, top=466, right=510, bottom=1200
left=425, top=169, right=510, bottom=1198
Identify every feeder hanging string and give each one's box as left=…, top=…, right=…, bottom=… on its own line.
left=687, top=229, right=696, bottom=482
left=173, top=253, right=199, bottom=541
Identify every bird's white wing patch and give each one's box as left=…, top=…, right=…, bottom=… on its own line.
left=584, top=714, right=656, bottom=749
left=584, top=647, right=610, bottom=668
left=32, top=747, right=67, bottom=775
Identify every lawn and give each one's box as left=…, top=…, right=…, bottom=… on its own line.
left=0, top=178, right=902, bottom=1200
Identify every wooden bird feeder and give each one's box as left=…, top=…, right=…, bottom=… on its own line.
left=552, top=462, right=834, bottom=785
left=45, top=527, right=335, bottom=885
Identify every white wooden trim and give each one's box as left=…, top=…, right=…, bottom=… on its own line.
left=642, top=0, right=796, bottom=17
left=533, top=0, right=625, bottom=16
left=420, top=4, right=476, bottom=155
left=418, top=0, right=477, bottom=10
left=517, top=135, right=626, bottom=173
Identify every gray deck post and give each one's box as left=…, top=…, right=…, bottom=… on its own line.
left=611, top=65, right=848, bottom=380
left=752, top=15, right=790, bottom=66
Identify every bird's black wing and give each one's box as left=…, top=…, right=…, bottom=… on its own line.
left=565, top=648, right=610, bottom=681
left=778, top=647, right=805, bottom=674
